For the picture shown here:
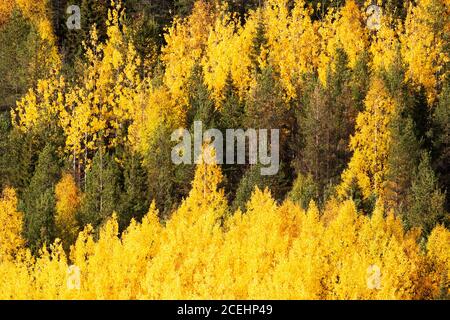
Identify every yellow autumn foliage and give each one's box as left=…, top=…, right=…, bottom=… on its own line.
left=338, top=77, right=397, bottom=200
left=162, top=0, right=214, bottom=106
left=427, top=225, right=450, bottom=295
left=370, top=15, right=402, bottom=73
left=0, top=162, right=448, bottom=299
left=13, top=74, right=66, bottom=132
left=202, top=4, right=258, bottom=104
left=3, top=0, right=450, bottom=301
left=401, top=0, right=449, bottom=103
left=60, top=3, right=142, bottom=159
left=264, top=0, right=320, bottom=100
left=55, top=174, right=81, bottom=249
left=318, top=0, right=368, bottom=85
left=15, top=0, right=54, bottom=42
left=0, top=0, right=14, bottom=26
left=13, top=0, right=187, bottom=164
left=14, top=0, right=60, bottom=68
left=0, top=188, right=24, bottom=262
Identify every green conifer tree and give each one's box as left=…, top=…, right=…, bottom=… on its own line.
left=406, top=152, right=447, bottom=236
left=23, top=144, right=61, bottom=252
left=79, top=151, right=120, bottom=228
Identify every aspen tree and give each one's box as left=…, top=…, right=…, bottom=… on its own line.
left=338, top=78, right=397, bottom=200
left=402, top=0, right=449, bottom=103
left=55, top=174, right=81, bottom=251
left=0, top=188, right=24, bottom=262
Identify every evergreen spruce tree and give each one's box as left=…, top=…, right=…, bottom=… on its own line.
left=431, top=81, right=450, bottom=211
left=79, top=151, right=120, bottom=229
left=118, top=151, right=150, bottom=230
left=232, top=163, right=286, bottom=211
left=383, top=116, right=421, bottom=213
left=406, top=152, right=447, bottom=236
left=350, top=52, right=370, bottom=112
left=0, top=113, right=11, bottom=190
left=296, top=48, right=356, bottom=199
left=245, top=67, right=294, bottom=199
left=288, top=172, right=319, bottom=210
left=23, top=144, right=61, bottom=252
left=0, top=9, right=48, bottom=108
left=145, top=124, right=195, bottom=220
left=218, top=72, right=246, bottom=201
left=250, top=9, right=267, bottom=73
left=187, top=65, right=219, bottom=130
left=0, top=129, right=37, bottom=194
left=219, top=72, right=245, bottom=130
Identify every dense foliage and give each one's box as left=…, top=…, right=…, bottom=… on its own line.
left=0, top=0, right=448, bottom=299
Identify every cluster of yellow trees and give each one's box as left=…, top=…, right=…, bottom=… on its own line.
left=0, top=0, right=449, bottom=299
left=0, top=157, right=449, bottom=299
left=9, top=0, right=448, bottom=194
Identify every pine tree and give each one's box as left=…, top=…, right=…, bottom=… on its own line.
left=245, top=66, right=293, bottom=161
left=0, top=9, right=51, bottom=108
left=432, top=81, right=450, bottom=211
left=406, top=152, right=447, bottom=236
left=145, top=122, right=195, bottom=220
left=288, top=173, right=319, bottom=210
left=383, top=116, right=420, bottom=214
left=250, top=9, right=267, bottom=73
left=23, top=144, right=61, bottom=252
left=0, top=113, right=11, bottom=190
left=78, top=152, right=120, bottom=229
left=241, top=67, right=292, bottom=204
left=118, top=152, right=150, bottom=230
left=0, top=128, right=36, bottom=194
left=187, top=65, right=218, bottom=129
left=217, top=72, right=246, bottom=201
left=232, top=163, right=286, bottom=211
left=297, top=49, right=357, bottom=199
left=218, top=72, right=245, bottom=130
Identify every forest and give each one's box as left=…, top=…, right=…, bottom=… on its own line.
left=0, top=0, right=449, bottom=299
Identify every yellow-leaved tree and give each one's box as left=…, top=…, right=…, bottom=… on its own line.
left=162, top=0, right=214, bottom=107
left=127, top=80, right=184, bottom=157
left=14, top=1, right=145, bottom=172
left=0, top=0, right=14, bottom=26
left=370, top=14, right=403, bottom=73
left=0, top=188, right=24, bottom=262
left=61, top=1, right=142, bottom=167
left=318, top=0, right=368, bottom=85
left=0, top=182, right=448, bottom=299
left=13, top=73, right=66, bottom=133
left=264, top=0, right=319, bottom=100
left=2, top=0, right=450, bottom=301
left=14, top=0, right=60, bottom=70
left=402, top=0, right=449, bottom=103
left=143, top=148, right=227, bottom=299
left=55, top=174, right=81, bottom=250
left=338, top=77, right=397, bottom=200
left=15, top=0, right=55, bottom=43
left=427, top=225, right=450, bottom=297
left=201, top=4, right=258, bottom=104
